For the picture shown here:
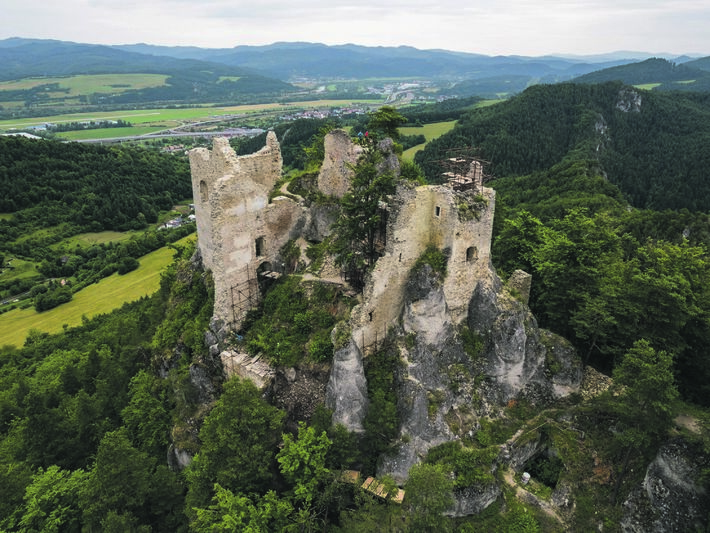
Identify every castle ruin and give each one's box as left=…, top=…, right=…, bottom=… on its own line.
left=188, top=130, right=491, bottom=341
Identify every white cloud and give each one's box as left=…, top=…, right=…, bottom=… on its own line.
left=2, top=0, right=708, bottom=55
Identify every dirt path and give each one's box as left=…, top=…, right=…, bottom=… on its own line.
left=502, top=468, right=565, bottom=526
left=279, top=180, right=304, bottom=202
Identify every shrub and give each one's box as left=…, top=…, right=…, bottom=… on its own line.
left=413, top=245, right=448, bottom=278
left=117, top=257, right=139, bottom=275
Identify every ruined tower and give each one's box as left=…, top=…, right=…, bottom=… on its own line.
left=188, top=133, right=303, bottom=333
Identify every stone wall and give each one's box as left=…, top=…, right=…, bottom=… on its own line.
left=188, top=134, right=304, bottom=332
left=317, top=129, right=362, bottom=198
left=350, top=184, right=495, bottom=357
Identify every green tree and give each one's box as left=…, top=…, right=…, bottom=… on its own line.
left=184, top=378, right=285, bottom=514
left=192, top=484, right=294, bottom=533
left=367, top=106, right=407, bottom=141
left=121, top=370, right=171, bottom=458
left=14, top=465, right=88, bottom=533
left=606, top=340, right=678, bottom=503
left=399, top=159, right=426, bottom=185
left=80, top=428, right=157, bottom=529
left=331, top=143, right=396, bottom=289
left=404, top=463, right=454, bottom=532
left=277, top=422, right=331, bottom=506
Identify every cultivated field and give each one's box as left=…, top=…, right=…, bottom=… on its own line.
left=56, top=126, right=165, bottom=140
left=52, top=230, right=139, bottom=249
left=0, top=234, right=195, bottom=347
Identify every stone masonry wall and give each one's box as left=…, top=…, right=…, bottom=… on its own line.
left=189, top=134, right=304, bottom=332
left=328, top=183, right=496, bottom=431
left=317, top=129, right=363, bottom=198
left=351, top=184, right=495, bottom=355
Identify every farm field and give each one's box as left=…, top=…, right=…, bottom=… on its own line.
left=401, top=120, right=457, bottom=160
left=0, top=73, right=169, bottom=95
left=0, top=98, right=379, bottom=134
left=0, top=234, right=195, bottom=347
left=52, top=230, right=140, bottom=250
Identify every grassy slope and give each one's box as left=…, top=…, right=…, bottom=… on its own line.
left=401, top=120, right=457, bottom=161
left=0, top=235, right=195, bottom=347
left=0, top=74, right=169, bottom=94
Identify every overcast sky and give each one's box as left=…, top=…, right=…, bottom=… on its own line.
left=3, top=0, right=709, bottom=56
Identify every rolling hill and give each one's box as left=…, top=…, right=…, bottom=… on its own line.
left=0, top=39, right=297, bottom=106
left=573, top=57, right=710, bottom=91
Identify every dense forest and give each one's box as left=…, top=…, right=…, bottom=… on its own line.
left=573, top=57, right=710, bottom=92
left=0, top=136, right=192, bottom=230
left=417, top=81, right=710, bottom=210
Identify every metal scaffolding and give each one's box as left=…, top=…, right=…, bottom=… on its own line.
left=229, top=265, right=259, bottom=327
left=437, top=147, right=492, bottom=192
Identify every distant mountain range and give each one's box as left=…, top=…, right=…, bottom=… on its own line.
left=114, top=41, right=661, bottom=82
left=2, top=37, right=696, bottom=83
left=1, top=38, right=708, bottom=103
left=0, top=38, right=296, bottom=102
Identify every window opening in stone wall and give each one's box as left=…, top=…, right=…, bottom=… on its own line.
left=255, top=236, right=265, bottom=257
left=435, top=206, right=441, bottom=217
left=368, top=311, right=373, bottom=322
left=466, top=246, right=478, bottom=262
left=199, top=180, right=208, bottom=203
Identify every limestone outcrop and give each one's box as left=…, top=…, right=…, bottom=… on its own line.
left=621, top=439, right=709, bottom=532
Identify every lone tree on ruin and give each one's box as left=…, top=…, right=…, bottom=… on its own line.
left=332, top=141, right=396, bottom=291
left=367, top=105, right=407, bottom=141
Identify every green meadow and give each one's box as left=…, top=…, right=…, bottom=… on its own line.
left=56, top=126, right=165, bottom=140
left=52, top=230, right=138, bottom=249
left=634, top=83, right=662, bottom=90
left=401, top=120, right=457, bottom=160
left=0, top=235, right=195, bottom=347
left=0, top=258, right=38, bottom=283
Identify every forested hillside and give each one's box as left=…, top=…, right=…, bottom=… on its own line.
left=573, top=57, right=710, bottom=91
left=0, top=136, right=191, bottom=230
left=417, top=81, right=710, bottom=210
left=0, top=136, right=194, bottom=308
left=0, top=245, right=213, bottom=531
